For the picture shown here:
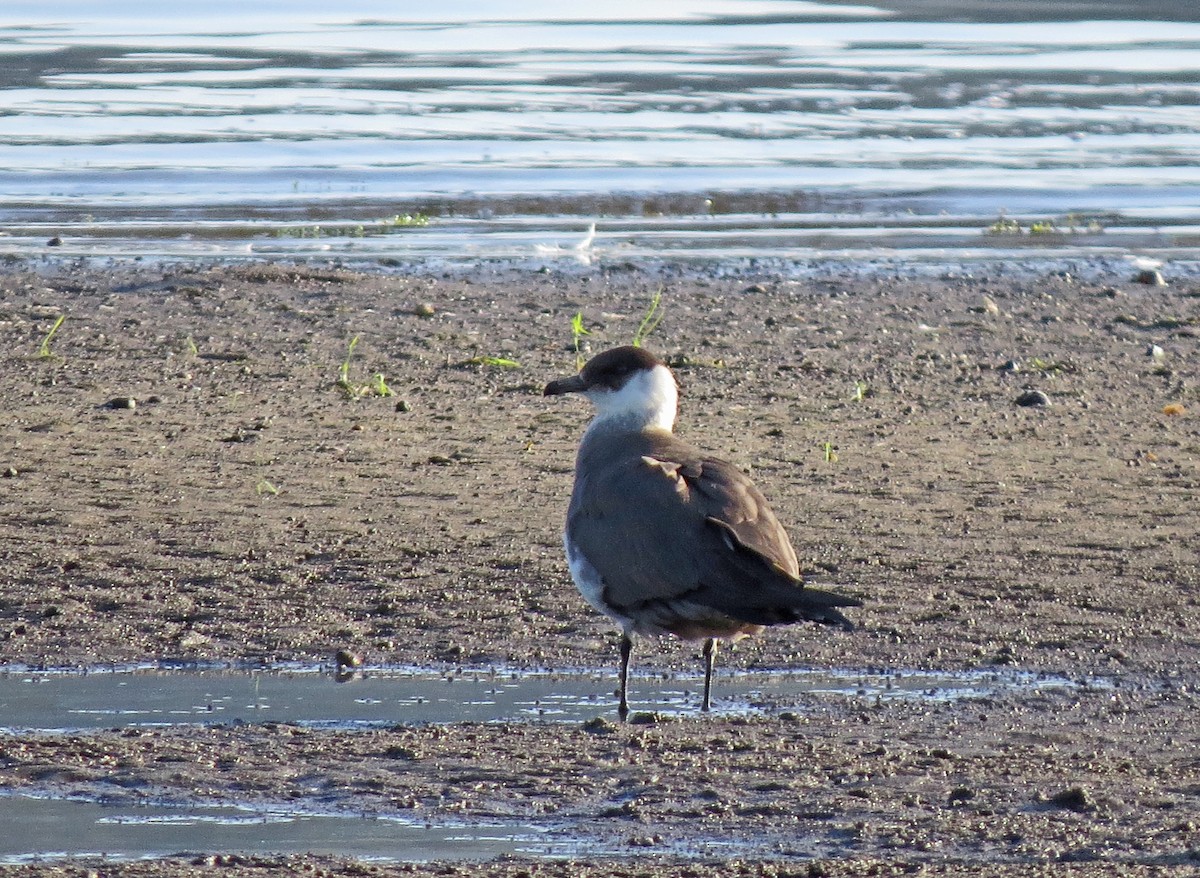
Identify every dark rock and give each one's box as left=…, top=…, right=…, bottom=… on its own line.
left=948, top=787, right=975, bottom=805
left=1048, top=786, right=1093, bottom=812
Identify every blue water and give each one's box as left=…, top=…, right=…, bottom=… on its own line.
left=2, top=1, right=1199, bottom=266
left=0, top=663, right=1100, bottom=731
left=0, top=662, right=1107, bottom=863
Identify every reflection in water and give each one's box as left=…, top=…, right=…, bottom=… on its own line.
left=0, top=663, right=1106, bottom=731
left=0, top=661, right=1110, bottom=864
left=0, top=793, right=571, bottom=865
left=0, top=2, right=1198, bottom=263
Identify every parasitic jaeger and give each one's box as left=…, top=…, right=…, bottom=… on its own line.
left=544, top=345, right=862, bottom=719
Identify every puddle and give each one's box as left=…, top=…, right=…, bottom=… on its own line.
left=0, top=663, right=1109, bottom=864
left=0, top=663, right=1103, bottom=732
left=0, top=792, right=582, bottom=865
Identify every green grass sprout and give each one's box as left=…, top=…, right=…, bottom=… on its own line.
left=337, top=335, right=361, bottom=392
left=379, top=213, right=430, bottom=229
left=255, top=478, right=280, bottom=496
left=852, top=380, right=869, bottom=402
left=371, top=373, right=394, bottom=397
left=823, top=441, right=839, bottom=463
left=570, top=312, right=590, bottom=370
left=986, top=213, right=1021, bottom=235
left=336, top=336, right=395, bottom=398
left=465, top=355, right=522, bottom=369
left=37, top=314, right=66, bottom=359
left=632, top=288, right=665, bottom=347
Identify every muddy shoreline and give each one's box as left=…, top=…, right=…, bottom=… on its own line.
left=0, top=261, right=1198, bottom=875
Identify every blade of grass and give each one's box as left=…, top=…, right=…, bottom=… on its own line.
left=632, top=288, right=664, bottom=347
left=38, top=314, right=66, bottom=359
left=571, top=312, right=590, bottom=370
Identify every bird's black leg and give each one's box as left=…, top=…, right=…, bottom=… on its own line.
left=618, top=633, right=633, bottom=721
left=701, top=637, right=717, bottom=712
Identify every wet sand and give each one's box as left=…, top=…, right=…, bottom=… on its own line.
left=0, top=262, right=1198, bottom=875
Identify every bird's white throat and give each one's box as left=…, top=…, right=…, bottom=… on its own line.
left=584, top=363, right=678, bottom=435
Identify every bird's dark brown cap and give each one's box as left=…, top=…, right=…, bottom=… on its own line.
left=544, top=345, right=664, bottom=396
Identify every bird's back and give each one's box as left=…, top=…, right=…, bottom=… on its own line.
left=566, top=425, right=857, bottom=635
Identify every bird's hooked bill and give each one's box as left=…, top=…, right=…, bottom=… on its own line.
left=544, top=373, right=588, bottom=396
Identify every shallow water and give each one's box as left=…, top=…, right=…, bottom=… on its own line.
left=3, top=1, right=1199, bottom=266
left=0, top=662, right=1109, bottom=863
left=0, top=662, right=1103, bottom=731
left=0, top=793, right=576, bottom=865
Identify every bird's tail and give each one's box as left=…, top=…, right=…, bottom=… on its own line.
left=730, top=583, right=862, bottom=631
left=788, top=584, right=862, bottom=630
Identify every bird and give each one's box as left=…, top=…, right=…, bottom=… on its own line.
left=544, top=345, right=862, bottom=719
left=533, top=222, right=596, bottom=264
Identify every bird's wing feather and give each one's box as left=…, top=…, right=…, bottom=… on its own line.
left=567, top=432, right=808, bottom=617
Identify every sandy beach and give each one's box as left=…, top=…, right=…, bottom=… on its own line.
left=0, top=261, right=1197, bottom=875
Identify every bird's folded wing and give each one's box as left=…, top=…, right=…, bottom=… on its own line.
left=567, top=446, right=802, bottom=614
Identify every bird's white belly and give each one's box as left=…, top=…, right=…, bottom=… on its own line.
left=564, top=533, right=634, bottom=631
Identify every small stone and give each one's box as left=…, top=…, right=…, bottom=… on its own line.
left=948, top=787, right=975, bottom=805
left=395, top=399, right=412, bottom=413
left=178, top=631, right=212, bottom=650
left=414, top=302, right=437, bottom=317
left=1048, top=786, right=1093, bottom=812
left=998, top=359, right=1020, bottom=374
left=627, top=711, right=661, bottom=725
left=626, top=834, right=663, bottom=848
left=1015, top=390, right=1051, bottom=407
left=582, top=716, right=617, bottom=734
left=2, top=467, right=16, bottom=478
left=105, top=396, right=136, bottom=410
left=981, top=295, right=1001, bottom=316
left=1147, top=344, right=1165, bottom=359
left=335, top=648, right=363, bottom=669
left=46, top=236, right=62, bottom=247
left=1134, top=269, right=1165, bottom=285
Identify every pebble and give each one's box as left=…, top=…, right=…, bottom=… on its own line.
left=1146, top=344, right=1165, bottom=359
left=581, top=717, right=617, bottom=734
left=105, top=396, right=136, bottom=410
left=1048, top=786, right=1094, bottom=812
left=948, top=787, right=975, bottom=805
left=628, top=711, right=663, bottom=725
left=335, top=648, right=363, bottom=670
left=414, top=302, right=437, bottom=317
left=1015, top=390, right=1051, bottom=407
left=1134, top=269, right=1166, bottom=286
left=2, top=466, right=16, bottom=478
left=997, top=359, right=1020, bottom=374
